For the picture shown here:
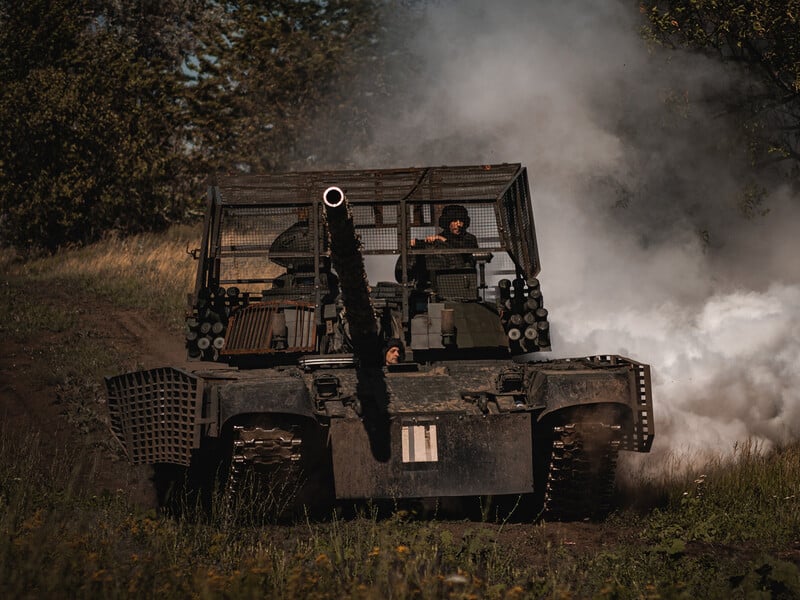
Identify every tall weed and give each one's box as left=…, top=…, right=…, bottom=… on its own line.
left=643, top=440, right=800, bottom=547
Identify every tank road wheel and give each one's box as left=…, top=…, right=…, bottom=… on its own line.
left=534, top=404, right=628, bottom=521
left=221, top=414, right=334, bottom=523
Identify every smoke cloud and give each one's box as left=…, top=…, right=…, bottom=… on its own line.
left=353, top=0, right=800, bottom=458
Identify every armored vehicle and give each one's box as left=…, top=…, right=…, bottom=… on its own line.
left=106, top=163, right=654, bottom=520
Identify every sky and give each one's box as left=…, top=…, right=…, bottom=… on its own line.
left=351, top=0, right=800, bottom=463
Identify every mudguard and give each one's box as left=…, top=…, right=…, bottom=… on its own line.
left=216, top=377, right=315, bottom=428
left=528, top=356, right=653, bottom=452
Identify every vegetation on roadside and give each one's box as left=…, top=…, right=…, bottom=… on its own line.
left=1, top=230, right=799, bottom=598
left=1, top=224, right=199, bottom=330
left=0, top=225, right=199, bottom=439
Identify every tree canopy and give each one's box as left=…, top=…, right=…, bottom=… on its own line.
left=641, top=1, right=800, bottom=174
left=0, top=0, right=385, bottom=252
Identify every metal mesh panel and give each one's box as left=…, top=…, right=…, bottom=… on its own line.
left=208, top=165, right=536, bottom=301
left=431, top=272, right=479, bottom=301
left=105, top=367, right=200, bottom=466
left=351, top=202, right=399, bottom=253
left=219, top=206, right=307, bottom=252
left=213, top=164, right=523, bottom=205
left=419, top=165, right=521, bottom=202
left=499, top=171, right=539, bottom=276
left=357, top=227, right=398, bottom=252
left=217, top=205, right=315, bottom=292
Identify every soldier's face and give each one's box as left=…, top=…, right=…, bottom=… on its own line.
left=449, top=219, right=465, bottom=235
left=385, top=347, right=401, bottom=364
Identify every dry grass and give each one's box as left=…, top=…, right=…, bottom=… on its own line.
left=2, top=224, right=200, bottom=329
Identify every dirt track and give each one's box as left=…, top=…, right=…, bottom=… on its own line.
left=0, top=284, right=194, bottom=508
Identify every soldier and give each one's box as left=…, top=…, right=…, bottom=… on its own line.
left=411, top=204, right=478, bottom=249
left=399, top=205, right=479, bottom=299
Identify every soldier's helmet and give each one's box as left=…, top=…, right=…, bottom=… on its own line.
left=438, top=205, right=470, bottom=230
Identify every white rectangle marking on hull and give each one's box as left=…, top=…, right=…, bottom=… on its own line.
left=401, top=424, right=438, bottom=463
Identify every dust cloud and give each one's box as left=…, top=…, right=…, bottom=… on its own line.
left=352, top=0, right=800, bottom=458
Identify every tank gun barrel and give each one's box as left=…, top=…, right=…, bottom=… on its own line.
left=322, top=186, right=380, bottom=365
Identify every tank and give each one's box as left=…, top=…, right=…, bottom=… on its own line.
left=105, top=163, right=654, bottom=520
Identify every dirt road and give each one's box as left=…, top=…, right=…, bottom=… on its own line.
left=0, top=282, right=193, bottom=508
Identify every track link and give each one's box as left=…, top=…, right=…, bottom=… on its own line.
left=225, top=422, right=304, bottom=520
left=542, top=419, right=622, bottom=520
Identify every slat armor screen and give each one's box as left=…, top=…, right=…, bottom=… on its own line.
left=222, top=301, right=317, bottom=355
left=209, top=164, right=539, bottom=288
left=217, top=205, right=313, bottom=294
left=105, top=367, right=201, bottom=466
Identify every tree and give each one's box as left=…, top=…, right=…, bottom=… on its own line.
left=0, top=1, right=199, bottom=251
left=184, top=0, right=384, bottom=174
left=0, top=0, right=387, bottom=252
left=641, top=1, right=800, bottom=175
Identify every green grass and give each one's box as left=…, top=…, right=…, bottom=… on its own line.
left=1, top=229, right=799, bottom=598
left=1, top=224, right=199, bottom=330
left=0, top=427, right=530, bottom=598
left=643, top=442, right=800, bottom=548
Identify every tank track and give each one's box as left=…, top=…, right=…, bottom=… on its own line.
left=224, top=422, right=304, bottom=520
left=542, top=419, right=623, bottom=521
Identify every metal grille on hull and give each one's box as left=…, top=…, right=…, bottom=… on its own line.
left=105, top=367, right=200, bottom=466
left=221, top=301, right=317, bottom=355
